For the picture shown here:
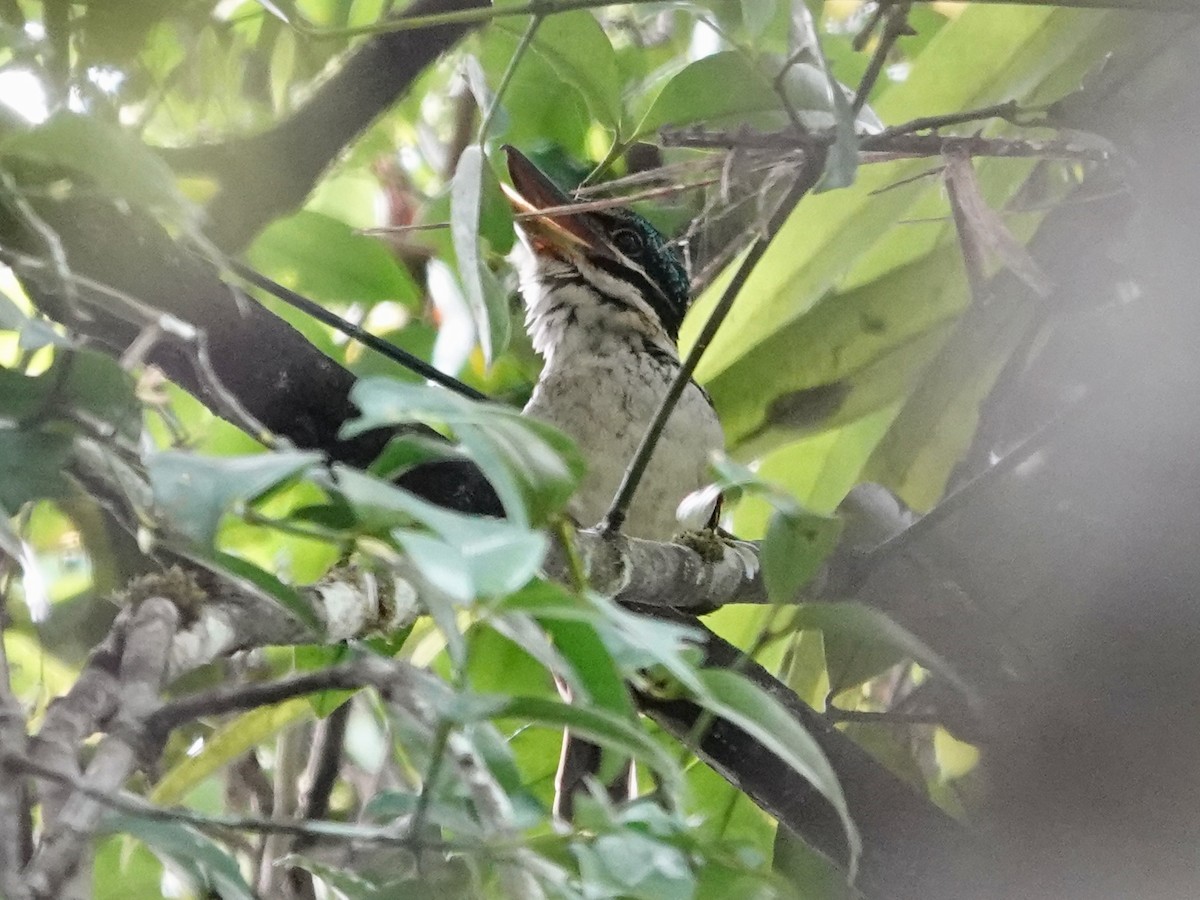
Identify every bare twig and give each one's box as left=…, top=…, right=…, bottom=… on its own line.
left=257, top=725, right=307, bottom=896
left=824, top=707, right=946, bottom=726
left=876, top=100, right=1031, bottom=136
left=852, top=2, right=914, bottom=116
left=26, top=627, right=124, bottom=831
left=663, top=126, right=1111, bottom=163
left=147, top=664, right=375, bottom=736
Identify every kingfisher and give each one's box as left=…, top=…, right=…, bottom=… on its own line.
left=503, top=146, right=724, bottom=818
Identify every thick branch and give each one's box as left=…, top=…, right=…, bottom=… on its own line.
left=24, top=598, right=179, bottom=899
left=640, top=614, right=984, bottom=900
left=166, top=0, right=489, bottom=251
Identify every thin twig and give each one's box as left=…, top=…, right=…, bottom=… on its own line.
left=227, top=260, right=487, bottom=401
left=875, top=100, right=1030, bottom=137
left=363, top=177, right=721, bottom=236
left=665, top=126, right=1110, bottom=163
left=147, top=663, right=375, bottom=736
left=824, top=707, right=945, bottom=726
left=477, top=15, right=541, bottom=144
left=852, top=2, right=914, bottom=117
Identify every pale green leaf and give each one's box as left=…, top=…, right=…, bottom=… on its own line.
left=150, top=698, right=313, bottom=805
left=104, top=814, right=255, bottom=900
left=450, top=146, right=511, bottom=361
left=633, top=51, right=780, bottom=140
left=147, top=450, right=321, bottom=546
left=527, top=12, right=622, bottom=133
left=248, top=210, right=420, bottom=308
left=1, top=112, right=196, bottom=226
left=793, top=602, right=974, bottom=701
left=760, top=508, right=843, bottom=604
left=693, top=668, right=861, bottom=875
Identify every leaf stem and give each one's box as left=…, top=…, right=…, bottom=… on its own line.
left=476, top=15, right=542, bottom=144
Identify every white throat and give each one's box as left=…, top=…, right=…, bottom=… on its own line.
left=516, top=249, right=678, bottom=369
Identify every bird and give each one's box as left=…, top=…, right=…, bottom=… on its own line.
left=502, top=145, right=724, bottom=818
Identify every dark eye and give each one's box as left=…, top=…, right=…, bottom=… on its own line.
left=612, top=228, right=644, bottom=257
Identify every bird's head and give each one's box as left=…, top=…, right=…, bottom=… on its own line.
left=503, top=145, right=690, bottom=356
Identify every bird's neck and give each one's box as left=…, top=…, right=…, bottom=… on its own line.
left=522, top=270, right=679, bottom=371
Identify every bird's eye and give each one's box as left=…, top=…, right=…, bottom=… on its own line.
left=612, top=228, right=644, bottom=257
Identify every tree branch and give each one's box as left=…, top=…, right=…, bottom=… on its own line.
left=166, top=0, right=489, bottom=252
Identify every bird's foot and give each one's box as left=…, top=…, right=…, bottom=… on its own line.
left=672, top=528, right=760, bottom=579
left=672, top=528, right=726, bottom=563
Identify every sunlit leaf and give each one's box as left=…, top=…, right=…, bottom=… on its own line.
left=450, top=146, right=512, bottom=361
left=344, top=378, right=583, bottom=525
left=105, top=814, right=255, bottom=900
left=692, top=668, right=861, bottom=875
left=147, top=450, right=321, bottom=547
left=248, top=210, right=421, bottom=309
left=499, top=695, right=682, bottom=797
left=760, top=507, right=842, bottom=604
left=634, top=52, right=781, bottom=140
left=1, top=113, right=196, bottom=227
left=527, top=13, right=622, bottom=133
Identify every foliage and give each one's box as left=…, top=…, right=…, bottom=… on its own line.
left=0, top=0, right=1133, bottom=898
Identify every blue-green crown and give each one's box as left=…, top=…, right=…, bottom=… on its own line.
left=594, top=208, right=690, bottom=340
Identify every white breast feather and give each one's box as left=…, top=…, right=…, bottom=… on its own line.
left=518, top=251, right=723, bottom=540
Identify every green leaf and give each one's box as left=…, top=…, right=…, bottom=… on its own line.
left=450, top=146, right=511, bottom=361
left=344, top=378, right=583, bottom=525
left=793, top=602, right=974, bottom=701
left=527, top=12, right=622, bottom=133
left=202, top=548, right=323, bottom=632
left=760, top=507, right=843, bottom=604
left=499, top=695, right=682, bottom=798
left=393, top=521, right=546, bottom=601
left=633, top=51, right=781, bottom=140
left=0, top=367, right=50, bottom=422
left=93, top=835, right=164, bottom=900
left=104, top=814, right=255, bottom=900
left=147, top=450, right=321, bottom=547
left=741, top=0, right=778, bottom=40
left=150, top=698, right=313, bottom=805
left=692, top=668, right=861, bottom=875
left=476, top=27, right=591, bottom=153
left=0, top=427, right=72, bottom=509
left=247, top=210, right=421, bottom=309
left=1, top=112, right=196, bottom=226
left=863, top=291, right=1038, bottom=511
left=709, top=247, right=967, bottom=450
left=574, top=831, right=695, bottom=900
left=0, top=350, right=139, bottom=438
left=686, top=5, right=1112, bottom=390
left=497, top=580, right=636, bottom=720
left=326, top=465, right=547, bottom=600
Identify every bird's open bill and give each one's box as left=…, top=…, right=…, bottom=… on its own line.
left=502, top=145, right=609, bottom=258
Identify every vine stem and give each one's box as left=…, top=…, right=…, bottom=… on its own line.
left=600, top=147, right=827, bottom=535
